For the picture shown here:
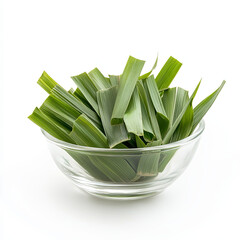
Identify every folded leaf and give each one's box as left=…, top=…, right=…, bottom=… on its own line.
left=124, top=88, right=143, bottom=136
left=71, top=72, right=99, bottom=114
left=111, top=56, right=145, bottom=124
left=97, top=86, right=129, bottom=148
left=192, top=80, right=226, bottom=131
left=155, top=56, right=182, bottom=90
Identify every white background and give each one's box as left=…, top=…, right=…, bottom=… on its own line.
left=1, top=0, right=240, bottom=239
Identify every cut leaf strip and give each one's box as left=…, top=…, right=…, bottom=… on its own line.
left=97, top=86, right=129, bottom=148
left=155, top=56, right=182, bottom=90
left=70, top=114, right=108, bottom=148
left=192, top=80, right=226, bottom=131
left=71, top=72, right=99, bottom=114
left=124, top=88, right=143, bottom=136
left=111, top=56, right=145, bottom=124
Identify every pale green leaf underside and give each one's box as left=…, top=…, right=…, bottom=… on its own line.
left=124, top=87, right=143, bottom=136
left=111, top=56, right=145, bottom=124
left=97, top=86, right=129, bottom=148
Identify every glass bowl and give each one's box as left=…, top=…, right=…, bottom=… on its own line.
left=42, top=120, right=205, bottom=200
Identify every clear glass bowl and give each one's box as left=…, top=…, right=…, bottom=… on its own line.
left=42, top=120, right=205, bottom=200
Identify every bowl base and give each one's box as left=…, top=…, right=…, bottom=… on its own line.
left=82, top=189, right=162, bottom=200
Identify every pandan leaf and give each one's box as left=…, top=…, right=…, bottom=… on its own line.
left=111, top=56, right=145, bottom=124
left=135, top=135, right=146, bottom=148
left=140, top=100, right=154, bottom=141
left=145, top=75, right=169, bottom=137
left=155, top=56, right=182, bottom=90
left=138, top=79, right=162, bottom=141
left=40, top=95, right=80, bottom=128
left=69, top=114, right=108, bottom=148
left=51, top=85, right=101, bottom=129
left=88, top=68, right=112, bottom=90
left=158, top=149, right=177, bottom=172
left=139, top=55, right=158, bottom=80
left=192, top=80, right=226, bottom=131
left=109, top=75, right=120, bottom=87
left=67, top=150, right=110, bottom=181
left=137, top=152, right=161, bottom=177
left=162, top=80, right=201, bottom=144
left=97, top=86, right=129, bottom=148
left=71, top=72, right=99, bottom=114
left=171, top=89, right=194, bottom=142
left=28, top=107, right=74, bottom=143
left=124, top=88, right=144, bottom=136
left=90, top=156, right=137, bottom=183
left=37, top=71, right=59, bottom=94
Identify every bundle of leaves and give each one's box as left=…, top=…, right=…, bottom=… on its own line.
left=28, top=56, right=225, bottom=182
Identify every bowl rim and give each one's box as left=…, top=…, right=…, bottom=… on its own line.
left=41, top=120, right=205, bottom=153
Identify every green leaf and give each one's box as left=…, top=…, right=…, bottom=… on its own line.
left=137, top=152, right=160, bottom=177
left=111, top=56, right=145, bottom=124
left=192, top=80, right=226, bottom=131
left=88, top=68, right=112, bottom=90
left=138, top=79, right=162, bottom=141
left=135, top=135, right=146, bottom=148
left=40, top=95, right=80, bottom=128
left=139, top=55, right=158, bottom=80
left=158, top=149, right=176, bottom=172
left=146, top=140, right=162, bottom=147
left=162, top=80, right=201, bottom=144
left=37, top=71, right=59, bottom=94
left=140, top=100, right=154, bottom=141
left=123, top=87, right=143, bottom=136
left=155, top=56, right=182, bottom=90
left=97, top=86, right=129, bottom=148
left=170, top=89, right=193, bottom=142
left=69, top=114, right=108, bottom=148
left=66, top=150, right=110, bottom=181
left=162, top=87, right=177, bottom=128
left=28, top=107, right=75, bottom=143
left=145, top=75, right=169, bottom=137
left=71, top=72, right=99, bottom=114
left=89, top=156, right=137, bottom=182
left=51, top=85, right=101, bottom=129
left=109, top=75, right=120, bottom=87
